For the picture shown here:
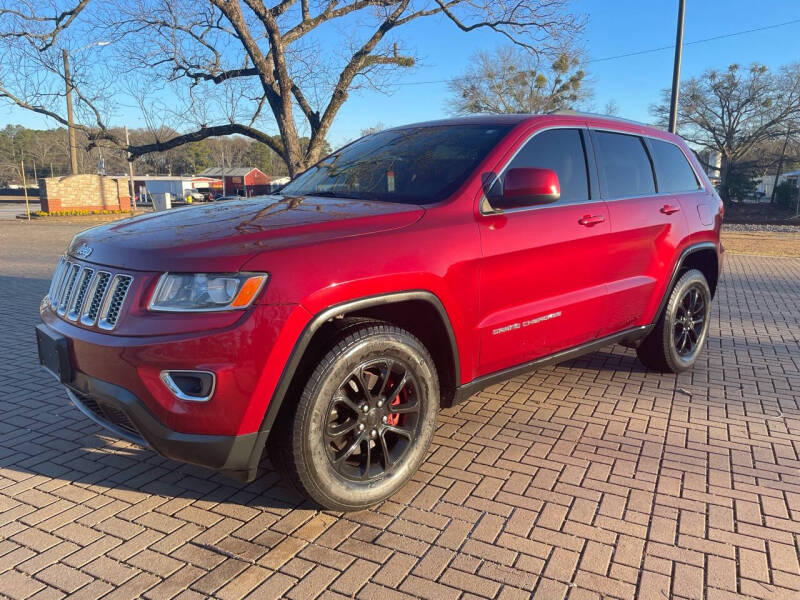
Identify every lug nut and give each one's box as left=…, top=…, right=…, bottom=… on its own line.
left=358, top=423, right=365, bottom=431
left=361, top=404, right=369, bottom=413
left=376, top=400, right=383, bottom=408
left=382, top=415, right=388, bottom=423
left=370, top=429, right=377, bottom=438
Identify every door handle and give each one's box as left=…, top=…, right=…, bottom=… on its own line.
left=578, top=214, right=605, bottom=227
left=660, top=204, right=681, bottom=215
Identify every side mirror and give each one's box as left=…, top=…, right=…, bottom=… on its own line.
left=502, top=168, right=560, bottom=206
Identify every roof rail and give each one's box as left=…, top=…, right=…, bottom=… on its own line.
left=548, top=109, right=655, bottom=128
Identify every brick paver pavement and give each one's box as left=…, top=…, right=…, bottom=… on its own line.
left=2, top=221, right=800, bottom=599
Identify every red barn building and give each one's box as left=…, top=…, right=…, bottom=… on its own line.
left=199, top=167, right=272, bottom=197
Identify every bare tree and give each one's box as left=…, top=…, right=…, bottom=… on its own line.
left=447, top=45, right=589, bottom=115
left=360, top=122, right=386, bottom=136
left=0, top=0, right=583, bottom=177
left=602, top=99, right=619, bottom=116
left=651, top=63, right=800, bottom=202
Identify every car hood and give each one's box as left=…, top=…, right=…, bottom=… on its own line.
left=68, top=195, right=425, bottom=272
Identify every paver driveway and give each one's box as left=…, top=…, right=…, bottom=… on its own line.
left=2, top=221, right=800, bottom=599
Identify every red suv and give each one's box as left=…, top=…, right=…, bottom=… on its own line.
left=37, top=114, right=723, bottom=510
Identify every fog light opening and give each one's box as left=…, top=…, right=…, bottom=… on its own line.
left=160, top=370, right=216, bottom=402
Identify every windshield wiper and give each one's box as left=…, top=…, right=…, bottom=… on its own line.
left=302, top=190, right=361, bottom=200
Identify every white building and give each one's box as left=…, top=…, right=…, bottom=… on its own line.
left=133, top=175, right=222, bottom=201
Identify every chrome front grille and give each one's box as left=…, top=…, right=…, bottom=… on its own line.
left=47, top=257, right=133, bottom=331
left=98, top=275, right=133, bottom=330
left=57, top=263, right=80, bottom=316
left=67, top=267, right=94, bottom=321
left=82, top=271, right=111, bottom=325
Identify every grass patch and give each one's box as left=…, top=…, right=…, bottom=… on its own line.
left=721, top=231, right=800, bottom=258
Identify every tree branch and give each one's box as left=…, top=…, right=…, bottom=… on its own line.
left=308, top=2, right=415, bottom=156
left=0, top=0, right=90, bottom=50
left=127, top=123, right=283, bottom=158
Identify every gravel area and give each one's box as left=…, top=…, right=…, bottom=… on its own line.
left=723, top=222, right=800, bottom=233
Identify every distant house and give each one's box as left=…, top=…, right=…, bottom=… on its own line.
left=132, top=175, right=222, bottom=201
left=199, top=167, right=272, bottom=197
left=779, top=169, right=800, bottom=188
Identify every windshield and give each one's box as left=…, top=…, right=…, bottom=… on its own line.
left=280, top=124, right=512, bottom=204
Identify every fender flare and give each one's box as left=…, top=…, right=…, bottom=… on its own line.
left=653, top=241, right=719, bottom=323
left=242, top=290, right=460, bottom=474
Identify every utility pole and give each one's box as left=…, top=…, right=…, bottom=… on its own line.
left=125, top=126, right=136, bottom=214
left=21, top=159, right=30, bottom=220
left=221, top=150, right=227, bottom=196
left=668, top=0, right=686, bottom=134
left=62, top=49, right=79, bottom=175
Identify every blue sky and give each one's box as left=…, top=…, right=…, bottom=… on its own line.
left=2, top=0, right=799, bottom=149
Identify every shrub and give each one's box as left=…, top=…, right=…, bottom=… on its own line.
left=718, top=164, right=758, bottom=202
left=774, top=181, right=799, bottom=210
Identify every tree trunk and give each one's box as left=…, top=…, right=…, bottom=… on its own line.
left=303, top=143, right=325, bottom=169
left=284, top=140, right=305, bottom=177
left=719, top=155, right=731, bottom=203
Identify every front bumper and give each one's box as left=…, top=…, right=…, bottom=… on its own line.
left=39, top=302, right=309, bottom=436
left=63, top=371, right=266, bottom=481
left=35, top=299, right=311, bottom=479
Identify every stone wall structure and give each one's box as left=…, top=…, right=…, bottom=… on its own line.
left=38, top=174, right=131, bottom=212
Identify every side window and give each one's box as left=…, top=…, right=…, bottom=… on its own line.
left=499, top=128, right=590, bottom=205
left=649, top=139, right=700, bottom=193
left=594, top=131, right=655, bottom=198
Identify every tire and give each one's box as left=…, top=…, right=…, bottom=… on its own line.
left=636, top=269, right=712, bottom=373
left=271, top=321, right=439, bottom=511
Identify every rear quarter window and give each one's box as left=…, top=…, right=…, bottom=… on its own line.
left=594, top=131, right=655, bottom=198
left=649, top=139, right=701, bottom=193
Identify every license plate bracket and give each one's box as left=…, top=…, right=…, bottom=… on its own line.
left=35, top=325, right=73, bottom=384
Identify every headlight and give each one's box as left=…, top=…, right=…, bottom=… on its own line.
left=148, top=273, right=268, bottom=312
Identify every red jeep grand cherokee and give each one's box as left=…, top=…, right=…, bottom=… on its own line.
left=37, top=113, right=722, bottom=510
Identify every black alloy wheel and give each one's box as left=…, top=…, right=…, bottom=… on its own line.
left=269, top=321, right=438, bottom=511
left=636, top=268, right=712, bottom=373
left=325, top=359, right=421, bottom=482
left=673, top=285, right=706, bottom=357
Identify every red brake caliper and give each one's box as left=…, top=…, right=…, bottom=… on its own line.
left=386, top=382, right=401, bottom=427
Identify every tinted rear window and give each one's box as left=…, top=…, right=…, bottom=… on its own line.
left=280, top=124, right=512, bottom=204
left=594, top=131, right=655, bottom=198
left=650, top=139, right=700, bottom=193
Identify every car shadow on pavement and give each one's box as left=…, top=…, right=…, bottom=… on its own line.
left=6, top=411, right=318, bottom=512
left=560, top=348, right=652, bottom=373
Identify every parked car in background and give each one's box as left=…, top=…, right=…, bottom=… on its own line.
left=36, top=113, right=723, bottom=510
left=185, top=189, right=204, bottom=202
left=135, top=192, right=153, bottom=205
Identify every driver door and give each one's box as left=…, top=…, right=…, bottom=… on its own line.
left=476, top=127, right=612, bottom=377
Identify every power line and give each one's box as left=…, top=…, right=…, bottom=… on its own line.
left=587, top=17, right=800, bottom=63
left=392, top=17, right=800, bottom=86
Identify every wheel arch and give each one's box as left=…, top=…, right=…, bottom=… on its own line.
left=678, top=245, right=719, bottom=298
left=252, top=291, right=460, bottom=465
left=654, top=242, right=719, bottom=324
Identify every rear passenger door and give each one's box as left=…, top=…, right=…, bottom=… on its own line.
left=477, top=127, right=612, bottom=376
left=591, top=130, right=689, bottom=336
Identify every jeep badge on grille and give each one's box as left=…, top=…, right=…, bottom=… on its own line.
left=73, top=244, right=93, bottom=259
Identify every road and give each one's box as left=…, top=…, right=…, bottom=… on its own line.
left=0, top=201, right=39, bottom=221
